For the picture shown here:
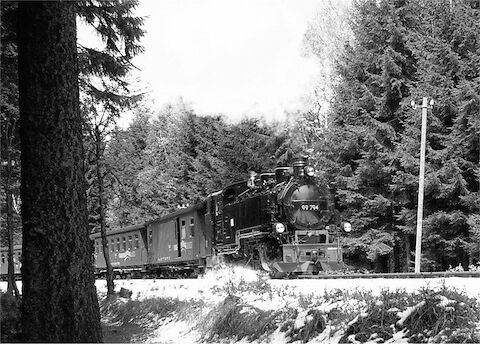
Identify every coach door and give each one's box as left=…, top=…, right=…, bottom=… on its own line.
left=175, top=218, right=181, bottom=257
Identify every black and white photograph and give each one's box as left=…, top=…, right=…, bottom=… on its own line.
left=1, top=0, right=479, bottom=342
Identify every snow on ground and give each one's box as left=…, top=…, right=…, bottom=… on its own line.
left=90, top=267, right=480, bottom=309
left=94, top=267, right=478, bottom=343
left=2, top=267, right=479, bottom=343
left=3, top=269, right=478, bottom=303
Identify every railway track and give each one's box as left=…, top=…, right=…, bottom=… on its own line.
left=295, top=271, right=480, bottom=279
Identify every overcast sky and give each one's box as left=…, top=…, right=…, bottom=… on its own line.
left=80, top=0, right=332, bottom=123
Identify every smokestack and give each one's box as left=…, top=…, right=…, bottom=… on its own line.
left=293, top=157, right=308, bottom=177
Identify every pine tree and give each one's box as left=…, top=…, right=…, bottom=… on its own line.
left=104, top=100, right=289, bottom=225
left=79, top=0, right=144, bottom=295
left=323, top=0, right=415, bottom=272
left=393, top=0, right=480, bottom=270
left=18, top=2, right=101, bottom=341
left=1, top=0, right=145, bottom=297
left=105, top=109, right=157, bottom=225
left=319, top=0, right=480, bottom=271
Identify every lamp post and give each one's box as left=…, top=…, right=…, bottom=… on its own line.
left=411, top=97, right=434, bottom=273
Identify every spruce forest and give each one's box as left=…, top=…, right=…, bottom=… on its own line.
left=2, top=0, right=480, bottom=277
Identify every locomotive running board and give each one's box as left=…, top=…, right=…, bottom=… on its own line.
left=216, top=226, right=267, bottom=256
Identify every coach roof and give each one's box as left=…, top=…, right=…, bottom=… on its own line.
left=147, top=201, right=206, bottom=225
left=90, top=223, right=146, bottom=239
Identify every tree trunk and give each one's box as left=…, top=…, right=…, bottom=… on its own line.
left=17, top=2, right=102, bottom=342
left=5, top=158, right=20, bottom=299
left=388, top=249, right=395, bottom=273
left=404, top=233, right=411, bottom=272
left=95, top=128, right=115, bottom=296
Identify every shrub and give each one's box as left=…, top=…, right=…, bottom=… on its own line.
left=280, top=309, right=327, bottom=343
left=210, top=270, right=273, bottom=297
left=339, top=287, right=480, bottom=343
left=100, top=295, right=197, bottom=327
left=399, top=288, right=480, bottom=343
left=203, top=295, right=331, bottom=343
left=203, top=295, right=283, bottom=342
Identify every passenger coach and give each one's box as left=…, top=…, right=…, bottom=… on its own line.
left=146, top=203, right=212, bottom=277
left=90, top=203, right=214, bottom=278
left=91, top=224, right=148, bottom=278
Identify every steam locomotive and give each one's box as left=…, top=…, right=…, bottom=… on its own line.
left=90, top=157, right=349, bottom=278
left=209, top=156, right=349, bottom=276
left=1, top=157, right=350, bottom=280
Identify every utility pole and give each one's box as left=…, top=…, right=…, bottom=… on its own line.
left=412, top=97, right=433, bottom=273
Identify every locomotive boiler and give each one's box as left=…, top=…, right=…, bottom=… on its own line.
left=207, top=157, right=349, bottom=276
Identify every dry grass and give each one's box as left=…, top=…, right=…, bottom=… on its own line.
left=99, top=294, right=205, bottom=342
left=201, top=295, right=283, bottom=342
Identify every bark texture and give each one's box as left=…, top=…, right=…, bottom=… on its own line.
left=17, top=2, right=102, bottom=342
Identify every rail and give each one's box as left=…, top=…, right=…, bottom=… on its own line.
left=295, top=271, right=480, bottom=279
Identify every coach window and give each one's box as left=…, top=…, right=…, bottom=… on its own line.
left=1, top=254, right=4, bottom=264
left=110, top=239, right=115, bottom=252
left=122, top=237, right=126, bottom=251
left=190, top=218, right=195, bottom=237
left=181, top=220, right=186, bottom=239
left=128, top=236, right=133, bottom=250
left=319, top=234, right=326, bottom=244
left=135, top=234, right=139, bottom=249
left=116, top=237, right=120, bottom=251
left=148, top=229, right=153, bottom=244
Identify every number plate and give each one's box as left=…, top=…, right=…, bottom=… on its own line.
left=300, top=204, right=320, bottom=211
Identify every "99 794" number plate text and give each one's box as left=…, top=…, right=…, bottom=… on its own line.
left=300, top=204, right=320, bottom=211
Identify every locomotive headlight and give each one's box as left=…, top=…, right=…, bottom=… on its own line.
left=305, top=166, right=315, bottom=177
left=274, top=222, right=285, bottom=233
left=343, top=222, right=352, bottom=232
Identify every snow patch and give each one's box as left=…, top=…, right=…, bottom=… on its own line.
left=145, top=318, right=200, bottom=344
left=294, top=310, right=308, bottom=329
left=396, top=301, right=425, bottom=327
left=385, top=328, right=409, bottom=343
left=437, top=295, right=456, bottom=308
